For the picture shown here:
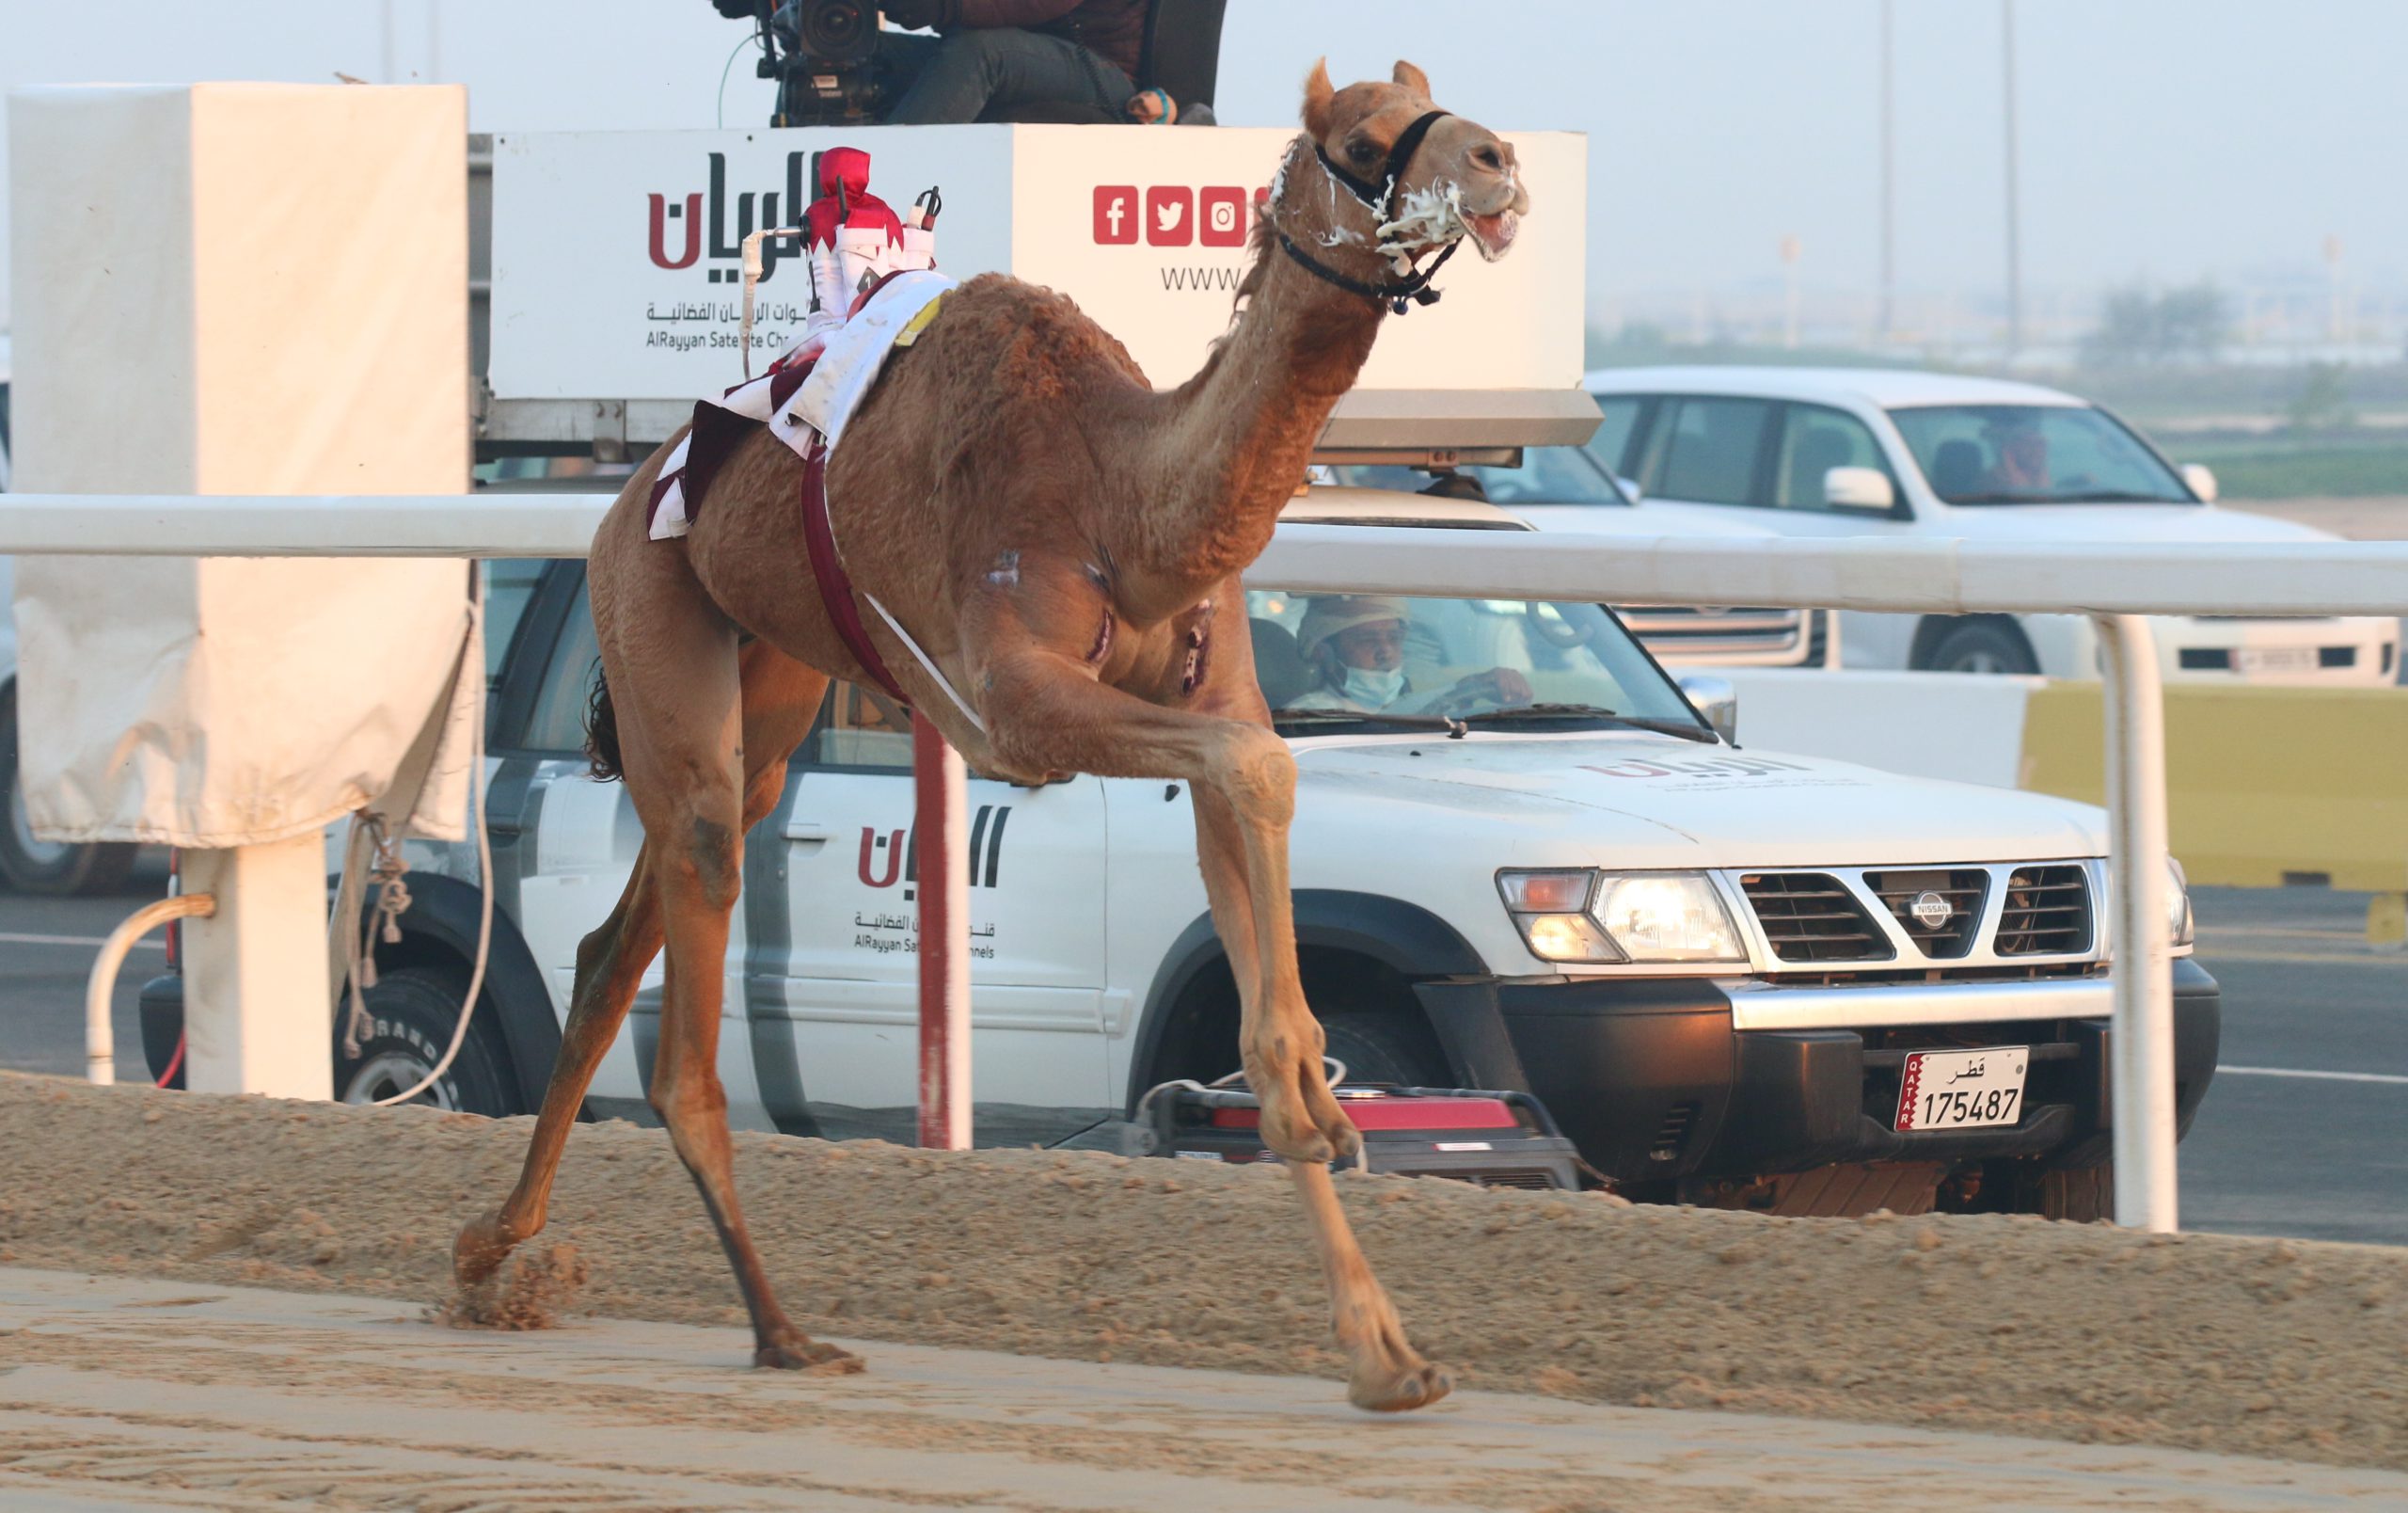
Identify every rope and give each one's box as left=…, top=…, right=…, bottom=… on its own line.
left=328, top=580, right=496, bottom=1109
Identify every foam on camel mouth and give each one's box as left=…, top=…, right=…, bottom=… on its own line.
left=1463, top=209, right=1520, bottom=262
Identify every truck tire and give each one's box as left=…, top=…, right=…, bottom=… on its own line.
left=333, top=964, right=521, bottom=1117
left=1917, top=617, right=2039, bottom=677
left=0, top=690, right=137, bottom=895
left=1318, top=1011, right=1449, bottom=1088
left=2035, top=1162, right=2113, bottom=1222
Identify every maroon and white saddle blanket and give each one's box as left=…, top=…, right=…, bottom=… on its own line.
left=646, top=269, right=954, bottom=542
left=643, top=269, right=974, bottom=726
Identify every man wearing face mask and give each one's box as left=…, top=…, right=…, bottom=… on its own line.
left=1287, top=597, right=1532, bottom=717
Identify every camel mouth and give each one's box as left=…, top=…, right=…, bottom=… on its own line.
left=1463, top=209, right=1519, bottom=262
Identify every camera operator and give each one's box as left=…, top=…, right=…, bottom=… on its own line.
left=842, top=0, right=1145, bottom=124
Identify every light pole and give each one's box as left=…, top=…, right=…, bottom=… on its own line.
left=2324, top=233, right=2347, bottom=348
left=1781, top=235, right=1803, bottom=350
left=2001, top=0, right=2024, bottom=360
left=1879, top=0, right=1895, bottom=342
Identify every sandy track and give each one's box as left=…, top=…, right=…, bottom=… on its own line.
left=7, top=1267, right=2408, bottom=1512
left=1, top=1073, right=2403, bottom=1477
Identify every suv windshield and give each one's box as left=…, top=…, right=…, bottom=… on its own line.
left=1322, top=445, right=1631, bottom=507
left=1890, top=404, right=2192, bottom=505
left=1248, top=588, right=1705, bottom=734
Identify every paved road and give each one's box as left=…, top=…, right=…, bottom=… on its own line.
left=0, top=1266, right=2399, bottom=1511
left=0, top=870, right=2398, bottom=1245
left=2180, top=884, right=2408, bottom=1245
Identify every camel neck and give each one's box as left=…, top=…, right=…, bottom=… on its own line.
left=1124, top=217, right=1389, bottom=610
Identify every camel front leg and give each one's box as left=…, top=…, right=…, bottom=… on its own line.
left=1192, top=782, right=1450, bottom=1412
left=985, top=652, right=1448, bottom=1411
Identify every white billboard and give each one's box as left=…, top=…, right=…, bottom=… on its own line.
left=489, top=122, right=1583, bottom=402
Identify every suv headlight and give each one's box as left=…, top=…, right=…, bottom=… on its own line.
left=2167, top=856, right=2194, bottom=948
left=1498, top=869, right=1747, bottom=964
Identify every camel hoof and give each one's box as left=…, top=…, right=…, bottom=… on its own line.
left=1257, top=1088, right=1355, bottom=1165
left=452, top=1211, right=516, bottom=1288
left=1349, top=1361, right=1452, bottom=1413
left=755, top=1335, right=865, bottom=1375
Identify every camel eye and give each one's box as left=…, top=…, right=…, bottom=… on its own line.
left=1346, top=138, right=1379, bottom=167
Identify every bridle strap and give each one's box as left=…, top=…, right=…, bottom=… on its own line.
left=1315, top=109, right=1452, bottom=221
left=1276, top=229, right=1461, bottom=314
left=1282, top=109, right=1465, bottom=316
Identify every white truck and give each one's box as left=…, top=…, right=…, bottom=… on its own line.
left=143, top=485, right=2220, bottom=1219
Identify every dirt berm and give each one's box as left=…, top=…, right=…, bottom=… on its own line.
left=2, top=1073, right=2400, bottom=1471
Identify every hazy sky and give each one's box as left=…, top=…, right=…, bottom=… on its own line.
left=5, top=0, right=2404, bottom=331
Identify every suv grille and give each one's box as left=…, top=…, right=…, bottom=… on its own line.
left=1741, top=873, right=1894, bottom=963
left=1996, top=866, right=2092, bottom=955
left=1865, top=868, right=1988, bottom=959
left=1617, top=605, right=1805, bottom=661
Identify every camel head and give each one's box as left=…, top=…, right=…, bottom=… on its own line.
left=1286, top=59, right=1527, bottom=264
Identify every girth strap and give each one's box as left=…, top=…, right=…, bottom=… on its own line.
left=799, top=441, right=911, bottom=708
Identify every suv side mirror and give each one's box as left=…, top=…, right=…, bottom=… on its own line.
left=1676, top=674, right=1737, bottom=744
left=2179, top=463, right=2219, bottom=502
left=1823, top=466, right=1895, bottom=513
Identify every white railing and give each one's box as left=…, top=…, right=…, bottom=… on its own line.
left=8, top=493, right=2404, bottom=1231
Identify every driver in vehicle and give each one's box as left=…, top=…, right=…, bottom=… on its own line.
left=1287, top=595, right=1531, bottom=716
left=1980, top=415, right=2052, bottom=495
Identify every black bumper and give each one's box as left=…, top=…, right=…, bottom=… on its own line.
left=1418, top=961, right=2221, bottom=1186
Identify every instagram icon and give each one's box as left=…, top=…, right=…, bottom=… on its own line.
left=1198, top=186, right=1247, bottom=247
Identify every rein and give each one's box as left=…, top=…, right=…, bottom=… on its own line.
left=1275, top=108, right=1464, bottom=316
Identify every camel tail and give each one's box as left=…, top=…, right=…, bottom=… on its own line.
left=584, top=660, right=626, bottom=783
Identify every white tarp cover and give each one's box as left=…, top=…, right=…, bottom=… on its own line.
left=7, top=84, right=477, bottom=846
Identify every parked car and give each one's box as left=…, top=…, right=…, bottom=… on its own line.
left=0, top=336, right=140, bottom=893
left=140, top=486, right=2218, bottom=1219
left=1550, top=365, right=2398, bottom=682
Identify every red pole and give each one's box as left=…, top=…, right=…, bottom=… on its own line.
left=912, top=711, right=971, bottom=1149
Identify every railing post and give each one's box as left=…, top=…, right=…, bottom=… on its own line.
left=912, top=712, right=972, bottom=1150
left=180, top=836, right=336, bottom=1100
left=2095, top=613, right=2177, bottom=1232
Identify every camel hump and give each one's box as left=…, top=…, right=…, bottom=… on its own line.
left=938, top=273, right=1149, bottom=389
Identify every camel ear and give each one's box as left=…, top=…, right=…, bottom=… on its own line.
left=1392, top=60, right=1432, bottom=98
left=1302, top=57, right=1336, bottom=138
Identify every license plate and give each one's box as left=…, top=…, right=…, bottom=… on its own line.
left=2233, top=645, right=2317, bottom=674
left=1894, top=1046, right=2029, bottom=1131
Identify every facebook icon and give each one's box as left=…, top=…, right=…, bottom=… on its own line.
left=1092, top=185, right=1138, bottom=245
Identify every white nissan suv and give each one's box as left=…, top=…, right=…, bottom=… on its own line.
left=1535, top=365, right=2398, bottom=684
left=140, top=487, right=2223, bottom=1222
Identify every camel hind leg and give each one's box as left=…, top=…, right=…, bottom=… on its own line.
left=453, top=839, right=662, bottom=1286
left=454, top=638, right=832, bottom=1319
left=594, top=567, right=853, bottom=1372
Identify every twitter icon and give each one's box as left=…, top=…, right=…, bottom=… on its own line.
left=1145, top=185, right=1194, bottom=247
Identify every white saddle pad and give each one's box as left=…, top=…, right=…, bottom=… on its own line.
left=647, top=269, right=955, bottom=541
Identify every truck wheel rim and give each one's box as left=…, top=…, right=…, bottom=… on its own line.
left=341, top=1050, right=458, bottom=1109
left=8, top=783, right=71, bottom=868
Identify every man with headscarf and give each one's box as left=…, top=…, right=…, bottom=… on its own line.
left=1286, top=596, right=1531, bottom=716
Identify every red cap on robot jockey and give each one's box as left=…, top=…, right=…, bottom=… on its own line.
left=803, top=147, right=904, bottom=253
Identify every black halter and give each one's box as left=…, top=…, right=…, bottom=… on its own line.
left=1278, top=109, right=1463, bottom=316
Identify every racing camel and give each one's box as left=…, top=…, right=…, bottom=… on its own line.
left=454, top=60, right=1529, bottom=1412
